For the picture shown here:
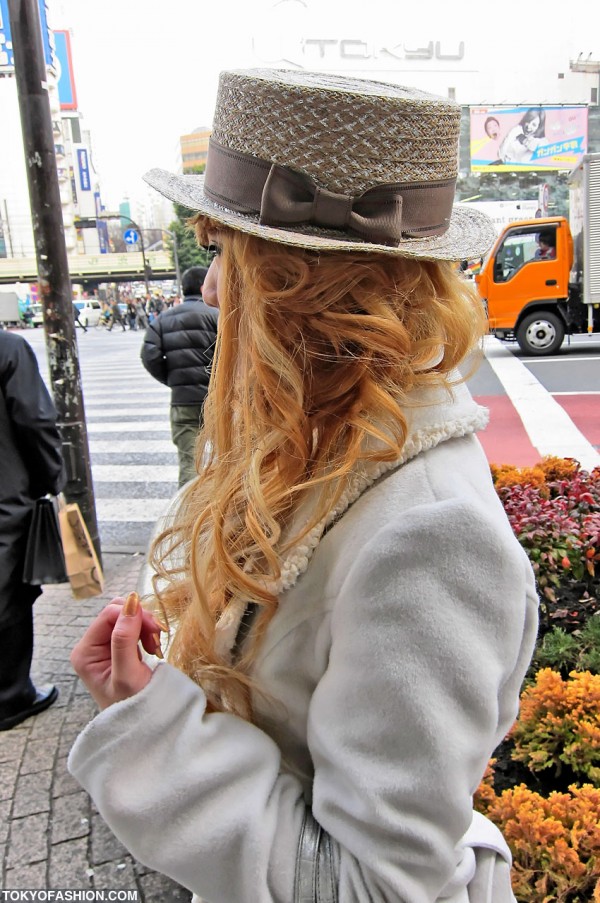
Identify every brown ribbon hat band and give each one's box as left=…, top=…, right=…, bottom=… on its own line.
left=204, top=139, right=456, bottom=248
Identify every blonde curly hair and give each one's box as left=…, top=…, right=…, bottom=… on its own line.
left=148, top=217, right=486, bottom=718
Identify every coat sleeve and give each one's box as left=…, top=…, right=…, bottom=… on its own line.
left=68, top=497, right=537, bottom=903
left=140, top=320, right=168, bottom=385
left=2, top=340, right=65, bottom=496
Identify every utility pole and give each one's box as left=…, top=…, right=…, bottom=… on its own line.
left=8, top=0, right=101, bottom=561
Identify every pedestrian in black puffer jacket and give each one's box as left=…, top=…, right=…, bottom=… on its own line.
left=140, top=266, right=218, bottom=486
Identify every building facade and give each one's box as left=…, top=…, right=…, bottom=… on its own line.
left=178, top=127, right=211, bottom=173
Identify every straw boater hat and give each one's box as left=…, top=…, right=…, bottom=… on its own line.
left=144, top=69, right=495, bottom=261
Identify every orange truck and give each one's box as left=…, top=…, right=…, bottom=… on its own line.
left=475, top=153, right=600, bottom=355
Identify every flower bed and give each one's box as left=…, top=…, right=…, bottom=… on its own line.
left=476, top=458, right=600, bottom=902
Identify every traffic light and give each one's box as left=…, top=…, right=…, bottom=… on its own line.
left=74, top=218, right=98, bottom=230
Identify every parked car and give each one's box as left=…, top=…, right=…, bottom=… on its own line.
left=74, top=300, right=102, bottom=327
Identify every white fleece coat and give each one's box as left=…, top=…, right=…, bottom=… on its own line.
left=68, top=382, right=538, bottom=903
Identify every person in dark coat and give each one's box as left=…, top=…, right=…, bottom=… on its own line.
left=72, top=302, right=87, bottom=333
left=140, top=266, right=219, bottom=486
left=108, top=300, right=126, bottom=332
left=0, top=332, right=65, bottom=731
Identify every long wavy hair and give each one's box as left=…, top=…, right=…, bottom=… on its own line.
left=149, top=217, right=486, bottom=719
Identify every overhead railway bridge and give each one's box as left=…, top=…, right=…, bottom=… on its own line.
left=0, top=251, right=175, bottom=288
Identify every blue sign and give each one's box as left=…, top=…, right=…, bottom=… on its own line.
left=54, top=30, right=77, bottom=110
left=123, top=229, right=139, bottom=245
left=77, top=148, right=90, bottom=191
left=0, top=0, right=54, bottom=71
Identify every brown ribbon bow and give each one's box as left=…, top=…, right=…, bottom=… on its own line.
left=203, top=138, right=455, bottom=247
left=260, top=165, right=404, bottom=244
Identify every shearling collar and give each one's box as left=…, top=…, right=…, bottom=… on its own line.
left=214, top=379, right=488, bottom=660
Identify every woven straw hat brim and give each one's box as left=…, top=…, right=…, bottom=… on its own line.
left=143, top=168, right=496, bottom=262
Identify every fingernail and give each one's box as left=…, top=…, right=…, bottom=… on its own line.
left=122, top=591, right=140, bottom=617
left=153, top=616, right=169, bottom=633
left=152, top=633, right=164, bottom=659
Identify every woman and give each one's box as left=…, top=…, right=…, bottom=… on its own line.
left=499, top=107, right=546, bottom=164
left=69, top=70, right=538, bottom=902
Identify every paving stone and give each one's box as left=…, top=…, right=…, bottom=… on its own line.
left=57, top=733, right=84, bottom=759
left=63, top=697, right=99, bottom=725
left=20, top=737, right=56, bottom=774
left=7, top=812, right=49, bottom=867
left=49, top=835, right=91, bottom=887
left=4, top=859, right=47, bottom=888
left=51, top=791, right=91, bottom=844
left=35, top=612, right=69, bottom=626
left=40, top=633, right=76, bottom=649
left=49, top=625, right=88, bottom=640
left=0, top=732, right=27, bottom=765
left=12, top=769, right=52, bottom=817
left=92, top=857, right=138, bottom=892
left=0, top=762, right=19, bottom=802
left=139, top=870, right=193, bottom=902
left=91, top=813, right=129, bottom=864
left=52, top=755, right=82, bottom=797
left=28, top=706, right=66, bottom=739
left=0, top=800, right=11, bottom=842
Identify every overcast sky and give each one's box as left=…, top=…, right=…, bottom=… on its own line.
left=51, top=0, right=600, bottom=210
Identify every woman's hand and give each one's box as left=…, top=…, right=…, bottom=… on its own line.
left=70, top=592, right=166, bottom=711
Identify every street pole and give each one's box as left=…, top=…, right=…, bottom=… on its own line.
left=138, top=227, right=150, bottom=296
left=8, top=0, right=101, bottom=562
left=170, top=231, right=182, bottom=296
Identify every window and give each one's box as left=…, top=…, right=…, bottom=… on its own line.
left=493, top=225, right=557, bottom=283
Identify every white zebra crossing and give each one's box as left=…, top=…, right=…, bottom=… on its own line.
left=24, top=329, right=180, bottom=549
left=82, top=365, right=178, bottom=545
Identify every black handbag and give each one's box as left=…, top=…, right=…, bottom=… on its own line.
left=22, top=497, right=68, bottom=585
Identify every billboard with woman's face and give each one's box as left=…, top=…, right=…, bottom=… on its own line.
left=470, top=105, right=588, bottom=171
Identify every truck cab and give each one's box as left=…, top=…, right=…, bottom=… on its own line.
left=476, top=217, right=573, bottom=355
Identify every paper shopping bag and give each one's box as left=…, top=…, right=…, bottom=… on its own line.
left=23, top=497, right=69, bottom=585
left=58, top=502, right=104, bottom=599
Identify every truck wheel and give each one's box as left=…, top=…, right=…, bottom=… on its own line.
left=516, top=311, right=565, bottom=356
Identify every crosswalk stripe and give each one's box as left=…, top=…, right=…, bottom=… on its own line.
left=93, top=464, right=178, bottom=482
left=83, top=391, right=169, bottom=400
left=85, top=407, right=169, bottom=418
left=96, top=498, right=174, bottom=522
left=86, top=421, right=171, bottom=432
left=90, top=440, right=175, bottom=453
left=484, top=337, right=600, bottom=471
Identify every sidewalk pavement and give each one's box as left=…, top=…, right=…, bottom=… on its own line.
left=0, top=552, right=192, bottom=901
